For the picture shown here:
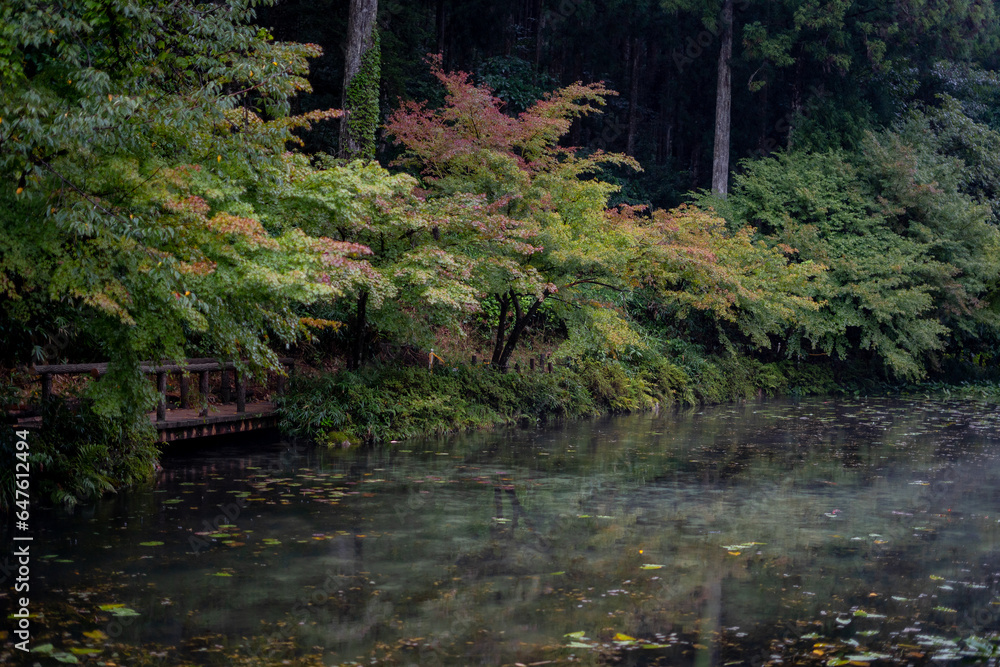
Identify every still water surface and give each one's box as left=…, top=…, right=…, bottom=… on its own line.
left=8, top=397, right=1000, bottom=665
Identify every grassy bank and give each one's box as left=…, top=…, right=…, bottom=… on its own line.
left=275, top=353, right=842, bottom=445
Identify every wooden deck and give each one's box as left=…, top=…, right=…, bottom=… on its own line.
left=12, top=401, right=281, bottom=443
left=12, top=357, right=292, bottom=444
left=150, top=401, right=280, bottom=443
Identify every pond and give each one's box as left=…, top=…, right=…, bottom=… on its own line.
left=5, top=397, right=1000, bottom=666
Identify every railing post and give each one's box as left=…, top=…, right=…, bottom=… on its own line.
left=471, top=354, right=477, bottom=365
left=530, top=359, right=535, bottom=371
left=199, top=370, right=209, bottom=417
left=41, top=373, right=52, bottom=402
left=156, top=371, right=167, bottom=422
left=235, top=369, right=246, bottom=414
left=179, top=373, right=190, bottom=409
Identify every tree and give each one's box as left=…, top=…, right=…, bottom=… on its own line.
left=729, top=123, right=1000, bottom=379
left=0, top=0, right=366, bottom=465
left=386, top=61, right=645, bottom=369
left=341, top=0, right=380, bottom=158
left=711, top=0, right=734, bottom=195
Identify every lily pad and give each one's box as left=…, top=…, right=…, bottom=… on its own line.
left=139, top=541, right=164, bottom=547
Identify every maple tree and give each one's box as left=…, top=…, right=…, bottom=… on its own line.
left=0, top=0, right=374, bottom=438
left=385, top=61, right=821, bottom=368
left=385, top=61, right=643, bottom=368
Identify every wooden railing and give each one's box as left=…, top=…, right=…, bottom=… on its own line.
left=31, top=358, right=294, bottom=422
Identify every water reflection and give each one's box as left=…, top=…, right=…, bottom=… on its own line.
left=6, top=397, right=1000, bottom=665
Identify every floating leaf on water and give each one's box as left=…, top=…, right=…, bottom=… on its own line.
left=642, top=643, right=669, bottom=649
left=111, top=608, right=140, bottom=617
left=614, top=633, right=636, bottom=642
left=139, top=541, right=164, bottom=547
left=933, top=606, right=957, bottom=613
left=69, top=648, right=101, bottom=655
left=209, top=572, right=232, bottom=577
left=846, top=653, right=890, bottom=661
left=566, top=642, right=592, bottom=649
left=929, top=575, right=945, bottom=580
left=31, top=643, right=55, bottom=654
left=98, top=604, right=125, bottom=611
left=162, top=499, right=182, bottom=504
left=640, top=564, right=664, bottom=570
left=82, top=630, right=107, bottom=641
left=54, top=559, right=74, bottom=563
left=835, top=616, right=852, bottom=625
left=564, top=631, right=587, bottom=639
left=53, top=653, right=80, bottom=664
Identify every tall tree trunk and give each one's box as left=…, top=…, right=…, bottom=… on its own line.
left=626, top=37, right=644, bottom=157
left=348, top=290, right=369, bottom=371
left=532, top=0, right=543, bottom=66
left=341, top=0, right=379, bottom=159
left=711, top=0, right=733, bottom=196
left=435, top=0, right=446, bottom=58
left=491, top=292, right=510, bottom=366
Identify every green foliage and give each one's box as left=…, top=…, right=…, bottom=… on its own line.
left=0, top=1, right=370, bottom=382
left=277, top=355, right=696, bottom=443
left=731, top=149, right=952, bottom=379
left=475, top=55, right=556, bottom=114
left=1, top=400, right=157, bottom=510
left=728, top=98, right=1000, bottom=380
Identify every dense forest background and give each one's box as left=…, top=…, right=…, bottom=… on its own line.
left=263, top=0, right=1000, bottom=206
